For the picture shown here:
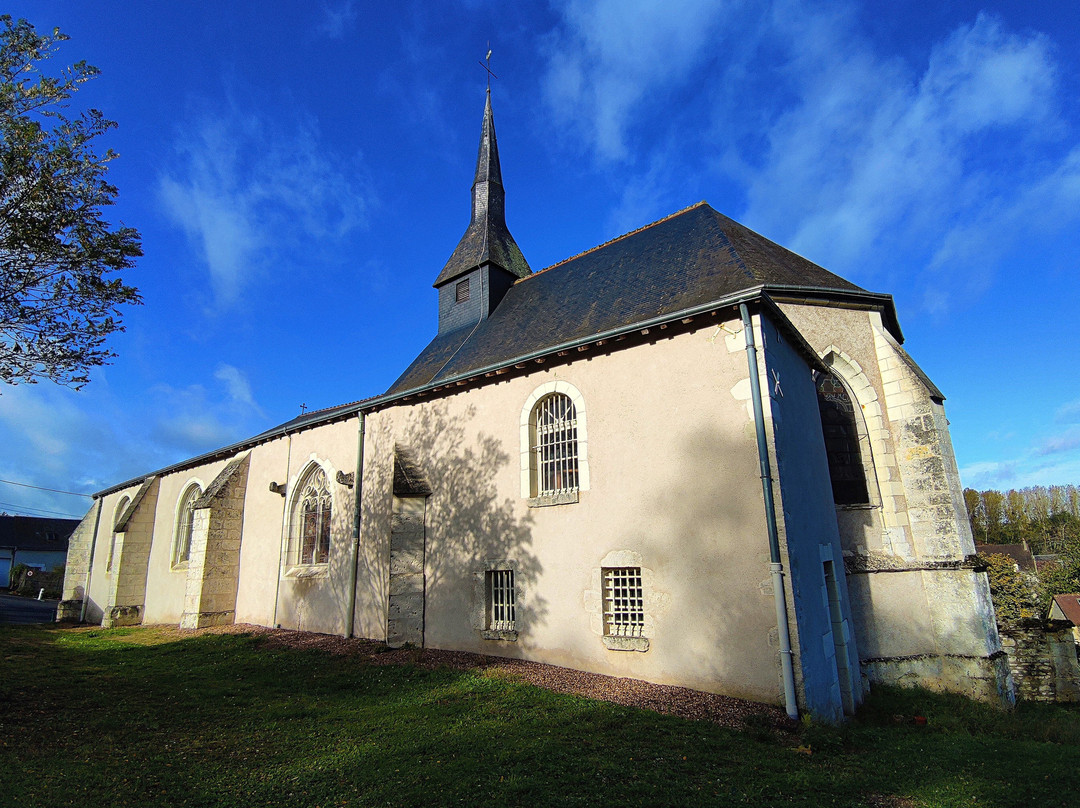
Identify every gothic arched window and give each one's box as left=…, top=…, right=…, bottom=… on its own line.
left=173, top=483, right=202, bottom=567
left=289, top=465, right=332, bottom=566
left=531, top=393, right=579, bottom=497
left=815, top=371, right=870, bottom=506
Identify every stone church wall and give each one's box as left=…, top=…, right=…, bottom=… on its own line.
left=777, top=302, right=1010, bottom=703
left=57, top=500, right=102, bottom=621
left=141, top=456, right=232, bottom=625
left=235, top=417, right=361, bottom=636
left=361, top=314, right=806, bottom=706
left=755, top=313, right=864, bottom=721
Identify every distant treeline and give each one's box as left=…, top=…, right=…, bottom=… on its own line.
left=963, top=485, right=1080, bottom=553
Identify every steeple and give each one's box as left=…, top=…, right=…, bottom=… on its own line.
left=433, top=89, right=531, bottom=289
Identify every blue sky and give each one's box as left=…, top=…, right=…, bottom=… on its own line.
left=2, top=1, right=1079, bottom=520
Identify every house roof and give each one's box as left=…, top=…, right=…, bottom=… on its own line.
left=1035, top=554, right=1062, bottom=574
left=1050, top=594, right=1080, bottom=626
left=977, top=543, right=1036, bottom=571
left=389, top=201, right=896, bottom=395
left=0, top=515, right=79, bottom=551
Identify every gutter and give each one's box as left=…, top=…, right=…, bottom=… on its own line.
left=740, top=302, right=799, bottom=720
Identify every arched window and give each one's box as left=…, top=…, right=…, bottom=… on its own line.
left=107, top=496, right=130, bottom=572
left=289, top=465, right=332, bottom=566
left=173, top=483, right=202, bottom=567
left=531, top=393, right=579, bottom=497
left=815, top=371, right=870, bottom=505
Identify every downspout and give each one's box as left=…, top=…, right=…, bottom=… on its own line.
left=271, top=433, right=293, bottom=629
left=740, top=302, right=799, bottom=720
left=345, top=412, right=366, bottom=638
left=79, top=499, right=104, bottom=623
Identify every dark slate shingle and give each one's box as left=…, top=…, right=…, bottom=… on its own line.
left=389, top=202, right=871, bottom=395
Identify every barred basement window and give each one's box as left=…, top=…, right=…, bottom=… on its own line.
left=487, top=569, right=516, bottom=631
left=603, top=567, right=644, bottom=638
left=173, top=483, right=202, bottom=567
left=532, top=393, right=579, bottom=497
left=456, top=278, right=470, bottom=303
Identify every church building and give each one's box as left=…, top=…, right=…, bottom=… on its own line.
left=59, top=90, right=1012, bottom=720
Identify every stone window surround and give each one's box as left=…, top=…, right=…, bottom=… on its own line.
left=472, top=558, right=523, bottom=642
left=818, top=348, right=884, bottom=511
left=282, top=457, right=337, bottom=578
left=170, top=478, right=205, bottom=571
left=519, top=380, right=590, bottom=504
left=585, top=550, right=655, bottom=653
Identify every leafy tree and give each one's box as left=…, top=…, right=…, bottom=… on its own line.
left=978, top=553, right=1038, bottom=622
left=963, top=488, right=981, bottom=539
left=0, top=15, right=140, bottom=390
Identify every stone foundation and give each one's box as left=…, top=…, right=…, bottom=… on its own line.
left=55, top=599, right=82, bottom=622
left=862, top=651, right=1015, bottom=705
left=103, top=604, right=142, bottom=628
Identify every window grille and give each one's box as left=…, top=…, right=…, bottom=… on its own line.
left=603, top=567, right=644, bottom=638
left=294, top=467, right=332, bottom=565
left=487, top=569, right=516, bottom=631
left=533, top=394, right=579, bottom=496
left=456, top=278, right=470, bottom=303
left=174, top=484, right=202, bottom=566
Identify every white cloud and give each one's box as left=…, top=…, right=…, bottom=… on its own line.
left=541, top=0, right=736, bottom=161
left=0, top=384, right=143, bottom=514
left=1056, top=399, right=1080, bottom=425
left=317, top=1, right=357, bottom=39
left=1035, top=429, right=1080, bottom=458
left=960, top=459, right=1020, bottom=489
left=743, top=10, right=1062, bottom=287
left=159, top=105, right=371, bottom=306
left=151, top=414, right=237, bottom=454
left=541, top=2, right=1079, bottom=314
left=214, top=364, right=259, bottom=412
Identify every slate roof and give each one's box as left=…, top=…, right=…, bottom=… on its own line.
left=0, top=515, right=79, bottom=551
left=433, top=90, right=531, bottom=287
left=389, top=201, right=891, bottom=395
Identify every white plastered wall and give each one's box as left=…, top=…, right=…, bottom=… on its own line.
left=360, top=317, right=792, bottom=703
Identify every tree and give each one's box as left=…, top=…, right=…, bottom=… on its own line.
left=0, top=16, right=140, bottom=390
left=978, top=552, right=1038, bottom=622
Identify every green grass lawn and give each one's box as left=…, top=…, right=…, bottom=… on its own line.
left=1, top=625, right=1078, bottom=807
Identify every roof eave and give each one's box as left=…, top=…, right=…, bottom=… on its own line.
left=764, top=284, right=903, bottom=343
left=93, top=287, right=830, bottom=499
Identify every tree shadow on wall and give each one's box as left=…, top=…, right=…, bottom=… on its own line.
left=357, top=401, right=545, bottom=650
left=610, top=423, right=780, bottom=699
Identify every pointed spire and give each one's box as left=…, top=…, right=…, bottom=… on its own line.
left=434, top=90, right=530, bottom=288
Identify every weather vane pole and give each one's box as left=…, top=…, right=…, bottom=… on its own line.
left=478, top=44, right=497, bottom=90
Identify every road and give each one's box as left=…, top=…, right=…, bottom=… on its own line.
left=0, top=592, right=58, bottom=624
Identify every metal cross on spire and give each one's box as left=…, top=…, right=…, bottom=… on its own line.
left=478, top=45, right=497, bottom=89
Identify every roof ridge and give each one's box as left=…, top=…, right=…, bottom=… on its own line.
left=519, top=201, right=710, bottom=283
left=300, top=395, right=378, bottom=418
